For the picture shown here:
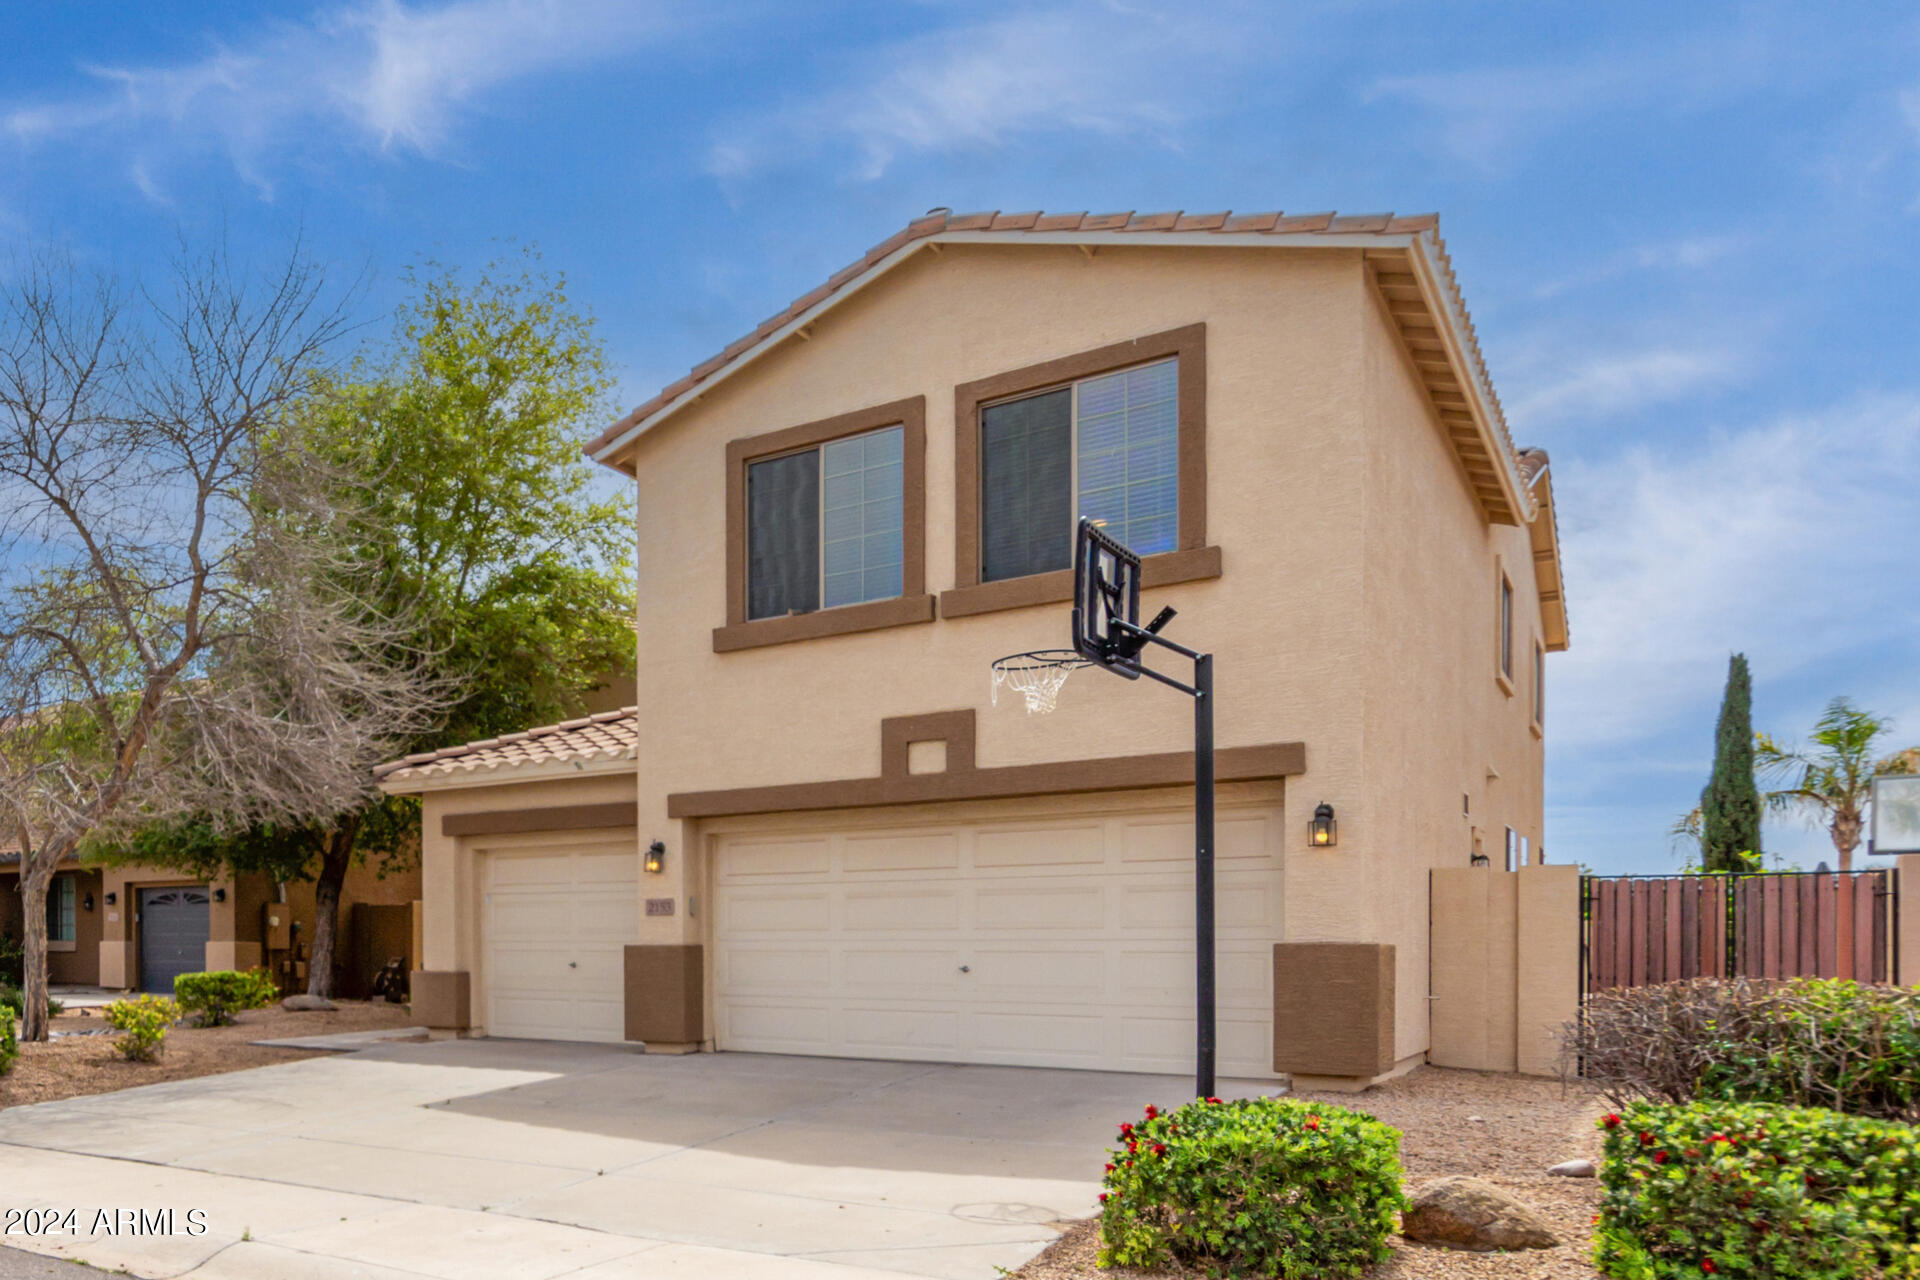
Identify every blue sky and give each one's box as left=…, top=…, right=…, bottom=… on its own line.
left=6, top=1, right=1917, bottom=874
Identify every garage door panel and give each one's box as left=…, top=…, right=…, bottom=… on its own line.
left=844, top=1007, right=959, bottom=1053
left=714, top=800, right=1283, bottom=1077
left=723, top=889, right=831, bottom=932
left=975, top=824, right=1105, bottom=868
left=842, top=832, right=959, bottom=873
left=721, top=836, right=831, bottom=879
left=723, top=1000, right=834, bottom=1050
left=843, top=888, right=959, bottom=932
left=721, top=945, right=832, bottom=991
left=842, top=947, right=960, bottom=993
left=975, top=884, right=1104, bottom=930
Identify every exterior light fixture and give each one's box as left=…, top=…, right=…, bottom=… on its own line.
left=645, top=840, right=666, bottom=874
left=1470, top=851, right=1490, bottom=867
left=1309, top=802, right=1338, bottom=848
left=104, top=891, right=117, bottom=906
left=212, top=887, right=227, bottom=902
left=82, top=893, right=95, bottom=912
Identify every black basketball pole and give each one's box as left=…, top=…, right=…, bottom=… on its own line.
left=1109, top=616, right=1217, bottom=1100
left=1193, top=652, right=1216, bottom=1099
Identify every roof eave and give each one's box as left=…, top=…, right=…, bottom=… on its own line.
left=376, top=751, right=637, bottom=797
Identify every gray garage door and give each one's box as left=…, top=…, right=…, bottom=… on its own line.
left=140, top=887, right=209, bottom=995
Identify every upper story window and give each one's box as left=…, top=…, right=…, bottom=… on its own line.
left=47, top=874, right=75, bottom=943
left=748, top=424, right=904, bottom=620
left=980, top=359, right=1178, bottom=582
left=1532, top=639, right=1545, bottom=728
left=1498, top=572, right=1514, bottom=682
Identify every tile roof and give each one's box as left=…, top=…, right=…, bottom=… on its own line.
left=373, top=708, right=638, bottom=786
left=587, top=208, right=1467, bottom=460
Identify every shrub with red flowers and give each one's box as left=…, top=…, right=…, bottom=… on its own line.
left=1594, top=1099, right=1919, bottom=1279
left=1097, top=1096, right=1405, bottom=1278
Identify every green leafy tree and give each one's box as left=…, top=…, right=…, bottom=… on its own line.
left=122, top=250, right=634, bottom=997
left=1758, top=698, right=1917, bottom=872
left=1698, top=654, right=1763, bottom=872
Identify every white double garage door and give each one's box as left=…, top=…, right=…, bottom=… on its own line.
left=483, top=794, right=1284, bottom=1077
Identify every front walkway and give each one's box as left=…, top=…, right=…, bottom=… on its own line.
left=0, top=1039, right=1275, bottom=1279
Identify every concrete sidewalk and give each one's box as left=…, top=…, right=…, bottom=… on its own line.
left=0, top=1039, right=1274, bottom=1279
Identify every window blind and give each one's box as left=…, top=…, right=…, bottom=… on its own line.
left=980, top=387, right=1072, bottom=582
left=747, top=450, right=820, bottom=620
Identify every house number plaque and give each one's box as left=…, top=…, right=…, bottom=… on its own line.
left=644, top=898, right=675, bottom=917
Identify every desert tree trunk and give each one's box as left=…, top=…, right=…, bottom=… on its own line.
left=307, top=818, right=360, bottom=999
left=18, top=859, right=49, bottom=1042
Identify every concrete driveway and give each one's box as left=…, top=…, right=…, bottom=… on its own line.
left=0, top=1039, right=1275, bottom=1279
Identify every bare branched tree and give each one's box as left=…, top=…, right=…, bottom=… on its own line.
left=0, top=240, right=441, bottom=1039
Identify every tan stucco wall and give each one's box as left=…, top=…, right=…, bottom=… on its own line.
left=1901, top=854, right=1920, bottom=986
left=417, top=771, right=638, bottom=1031
left=1358, top=287, right=1550, bottom=1060
left=1429, top=865, right=1578, bottom=1076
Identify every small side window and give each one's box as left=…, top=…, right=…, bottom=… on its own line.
left=1498, top=574, right=1514, bottom=681
left=46, top=874, right=76, bottom=943
left=1532, top=640, right=1545, bottom=728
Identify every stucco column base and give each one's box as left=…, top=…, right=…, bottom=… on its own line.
left=1289, top=1053, right=1425, bottom=1094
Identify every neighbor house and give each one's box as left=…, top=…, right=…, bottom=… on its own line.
left=1, top=849, right=420, bottom=998
left=380, top=209, right=1570, bottom=1090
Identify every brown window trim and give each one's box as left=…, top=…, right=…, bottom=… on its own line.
left=715, top=396, right=930, bottom=653
left=946, top=323, right=1210, bottom=618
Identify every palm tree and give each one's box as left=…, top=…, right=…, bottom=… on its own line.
left=1756, top=698, right=1917, bottom=872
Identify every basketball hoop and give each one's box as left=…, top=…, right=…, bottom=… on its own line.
left=990, top=649, right=1088, bottom=715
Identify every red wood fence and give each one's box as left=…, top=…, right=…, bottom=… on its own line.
left=1583, top=870, right=1893, bottom=995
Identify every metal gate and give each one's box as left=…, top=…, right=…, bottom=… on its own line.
left=1582, top=870, right=1894, bottom=995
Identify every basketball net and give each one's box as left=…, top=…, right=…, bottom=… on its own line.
left=989, top=650, right=1087, bottom=715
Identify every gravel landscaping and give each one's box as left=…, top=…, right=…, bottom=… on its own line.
left=1016, top=1066, right=1606, bottom=1280
left=0, top=1000, right=416, bottom=1110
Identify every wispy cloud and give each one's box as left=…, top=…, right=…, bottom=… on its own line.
left=4, top=0, right=681, bottom=194
left=1550, top=392, right=1920, bottom=753
left=1532, top=233, right=1753, bottom=300
left=707, top=3, right=1252, bottom=181
left=1509, top=347, right=1741, bottom=428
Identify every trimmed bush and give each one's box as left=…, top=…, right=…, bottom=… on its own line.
left=0, top=1008, right=16, bottom=1076
left=1098, top=1096, right=1406, bottom=1278
left=0, top=982, right=59, bottom=1023
left=174, top=969, right=278, bottom=1027
left=104, top=995, right=179, bottom=1063
left=1595, top=1100, right=1919, bottom=1279
left=1567, top=977, right=1920, bottom=1122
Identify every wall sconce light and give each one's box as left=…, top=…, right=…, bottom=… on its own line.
left=1470, top=851, right=1490, bottom=867
left=1308, top=802, right=1338, bottom=848
left=82, top=893, right=95, bottom=912
left=645, top=840, right=666, bottom=874
left=212, top=887, right=227, bottom=903
left=104, top=891, right=117, bottom=906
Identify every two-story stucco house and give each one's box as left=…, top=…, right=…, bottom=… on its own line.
left=380, top=208, right=1569, bottom=1090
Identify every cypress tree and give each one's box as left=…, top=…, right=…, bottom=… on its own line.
left=1700, top=653, right=1763, bottom=872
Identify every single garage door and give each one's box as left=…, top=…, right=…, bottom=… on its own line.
left=139, top=887, right=209, bottom=995
left=483, top=842, right=638, bottom=1042
left=712, top=800, right=1284, bottom=1077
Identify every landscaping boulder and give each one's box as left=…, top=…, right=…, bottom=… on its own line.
left=280, top=995, right=336, bottom=1012
left=1402, top=1177, right=1559, bottom=1252
left=1547, top=1158, right=1596, bottom=1178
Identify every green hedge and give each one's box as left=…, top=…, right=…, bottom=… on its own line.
left=174, top=969, right=278, bottom=1027
left=1596, top=1100, right=1919, bottom=1279
left=1098, top=1096, right=1406, bottom=1278
left=104, top=995, right=178, bottom=1063
left=0, top=1007, right=16, bottom=1076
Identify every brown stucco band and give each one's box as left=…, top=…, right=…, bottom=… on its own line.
left=441, top=802, right=639, bottom=838
left=940, top=545, right=1222, bottom=618
left=624, top=944, right=704, bottom=1043
left=411, top=969, right=471, bottom=1030
left=667, top=708, right=1304, bottom=818
left=952, top=323, right=1207, bottom=592
left=1271, top=942, right=1395, bottom=1077
left=717, top=395, right=928, bottom=652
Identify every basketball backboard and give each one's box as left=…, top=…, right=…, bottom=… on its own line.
left=1072, top=518, right=1142, bottom=677
left=1871, top=773, right=1920, bottom=855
